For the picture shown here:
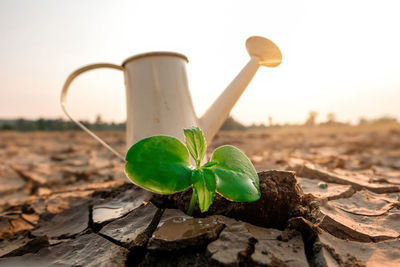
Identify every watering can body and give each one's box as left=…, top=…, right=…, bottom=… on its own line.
left=123, top=52, right=198, bottom=147
left=61, top=36, right=282, bottom=160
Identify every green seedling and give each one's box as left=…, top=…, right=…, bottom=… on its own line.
left=124, top=127, right=260, bottom=215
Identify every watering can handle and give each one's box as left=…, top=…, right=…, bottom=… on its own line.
left=60, top=63, right=126, bottom=161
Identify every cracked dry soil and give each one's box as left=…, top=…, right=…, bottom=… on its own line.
left=0, top=125, right=399, bottom=266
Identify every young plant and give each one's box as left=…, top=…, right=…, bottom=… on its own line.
left=124, top=127, right=260, bottom=215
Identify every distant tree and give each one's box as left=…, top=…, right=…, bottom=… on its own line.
left=15, top=118, right=25, bottom=130
left=268, top=116, right=273, bottom=127
left=1, top=124, right=14, bottom=130
left=52, top=118, right=67, bottom=130
left=304, top=111, right=318, bottom=126
left=326, top=112, right=336, bottom=124
left=95, top=114, right=103, bottom=125
left=15, top=118, right=37, bottom=131
left=358, top=116, right=398, bottom=125
left=0, top=117, right=123, bottom=132
left=220, top=116, right=246, bottom=131
left=374, top=116, right=397, bottom=124
left=358, top=117, right=368, bottom=125
left=36, top=118, right=46, bottom=130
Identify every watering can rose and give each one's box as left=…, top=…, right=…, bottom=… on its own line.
left=124, top=127, right=261, bottom=214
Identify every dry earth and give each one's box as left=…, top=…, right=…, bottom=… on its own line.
left=0, top=124, right=399, bottom=266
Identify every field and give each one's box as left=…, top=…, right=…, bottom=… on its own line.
left=0, top=123, right=399, bottom=265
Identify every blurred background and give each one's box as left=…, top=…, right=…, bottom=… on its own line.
left=1, top=0, right=399, bottom=128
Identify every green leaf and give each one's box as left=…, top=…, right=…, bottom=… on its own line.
left=207, top=145, right=260, bottom=202
left=125, top=136, right=192, bottom=194
left=192, top=169, right=216, bottom=212
left=203, top=161, right=217, bottom=168
left=183, top=127, right=207, bottom=167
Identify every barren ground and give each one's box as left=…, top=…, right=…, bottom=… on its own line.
left=0, top=123, right=399, bottom=266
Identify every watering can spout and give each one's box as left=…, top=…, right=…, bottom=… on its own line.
left=199, top=36, right=282, bottom=143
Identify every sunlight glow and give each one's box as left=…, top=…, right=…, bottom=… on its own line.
left=0, top=0, right=399, bottom=124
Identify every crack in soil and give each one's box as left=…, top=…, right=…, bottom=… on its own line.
left=0, top=236, right=49, bottom=258
left=238, top=237, right=257, bottom=266
left=10, top=167, right=40, bottom=195
left=88, top=204, right=166, bottom=266
left=126, top=208, right=164, bottom=266
left=286, top=217, right=320, bottom=266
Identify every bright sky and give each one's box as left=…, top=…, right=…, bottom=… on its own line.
left=1, top=0, right=399, bottom=125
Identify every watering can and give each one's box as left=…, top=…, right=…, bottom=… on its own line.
left=61, top=36, right=282, bottom=160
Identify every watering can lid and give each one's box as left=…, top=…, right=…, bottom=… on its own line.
left=122, top=52, right=189, bottom=66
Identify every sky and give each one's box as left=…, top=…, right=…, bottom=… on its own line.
left=0, top=0, right=399, bottom=125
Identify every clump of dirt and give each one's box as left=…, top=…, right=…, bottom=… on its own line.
left=151, top=170, right=316, bottom=229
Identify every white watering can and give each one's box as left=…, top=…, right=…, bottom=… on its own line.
left=61, top=36, right=282, bottom=160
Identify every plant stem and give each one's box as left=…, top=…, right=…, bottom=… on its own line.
left=187, top=190, right=197, bottom=216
